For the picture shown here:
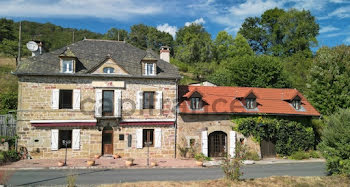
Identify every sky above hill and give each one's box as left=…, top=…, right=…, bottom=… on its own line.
left=1, top=0, right=350, bottom=48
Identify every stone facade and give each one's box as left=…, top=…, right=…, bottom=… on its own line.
left=176, top=114, right=261, bottom=158
left=17, top=75, right=177, bottom=159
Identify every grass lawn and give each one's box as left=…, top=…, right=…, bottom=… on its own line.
left=99, top=176, right=350, bottom=187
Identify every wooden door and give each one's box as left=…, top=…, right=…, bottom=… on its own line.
left=209, top=131, right=227, bottom=157
left=260, top=140, right=276, bottom=158
left=102, top=129, right=113, bottom=155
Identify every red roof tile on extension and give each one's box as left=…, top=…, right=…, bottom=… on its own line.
left=178, top=85, right=320, bottom=117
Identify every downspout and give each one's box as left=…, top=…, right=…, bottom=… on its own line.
left=174, top=78, right=179, bottom=158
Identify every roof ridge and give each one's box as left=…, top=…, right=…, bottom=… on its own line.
left=83, top=39, right=126, bottom=43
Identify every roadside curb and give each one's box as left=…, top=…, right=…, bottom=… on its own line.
left=0, top=166, right=206, bottom=171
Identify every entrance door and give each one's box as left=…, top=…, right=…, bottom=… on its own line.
left=102, top=127, right=113, bottom=155
left=208, top=131, right=227, bottom=157
left=260, top=140, right=276, bottom=158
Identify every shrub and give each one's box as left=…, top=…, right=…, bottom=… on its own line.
left=318, top=108, right=350, bottom=175
left=221, top=142, right=246, bottom=181
left=289, top=151, right=310, bottom=160
left=245, top=151, right=260, bottom=161
left=309, top=150, right=321, bottom=158
left=194, top=153, right=211, bottom=162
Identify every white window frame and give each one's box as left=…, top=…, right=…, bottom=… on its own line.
left=62, top=60, right=74, bottom=73
left=103, top=67, right=115, bottom=74
left=191, top=97, right=201, bottom=110
left=145, top=63, right=155, bottom=76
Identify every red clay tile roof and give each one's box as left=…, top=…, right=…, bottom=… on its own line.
left=178, top=85, right=320, bottom=116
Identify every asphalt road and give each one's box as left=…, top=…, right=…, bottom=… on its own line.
left=8, top=162, right=326, bottom=186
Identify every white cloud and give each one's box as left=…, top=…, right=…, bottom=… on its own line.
left=345, top=36, right=350, bottom=44
left=185, top=18, right=206, bottom=26
left=0, top=0, right=163, bottom=20
left=329, top=0, right=350, bottom=3
left=328, top=6, right=350, bottom=18
left=319, top=26, right=340, bottom=33
left=229, top=0, right=282, bottom=17
left=156, top=23, right=178, bottom=38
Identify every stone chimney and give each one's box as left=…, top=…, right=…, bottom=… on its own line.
left=160, top=46, right=170, bottom=63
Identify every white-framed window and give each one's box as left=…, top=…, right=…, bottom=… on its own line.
left=103, top=67, right=115, bottom=74
left=246, top=98, right=256, bottom=109
left=62, top=60, right=73, bottom=73
left=292, top=99, right=301, bottom=110
left=191, top=97, right=201, bottom=110
left=144, top=63, right=155, bottom=75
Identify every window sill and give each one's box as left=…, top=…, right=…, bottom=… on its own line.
left=96, top=116, right=121, bottom=119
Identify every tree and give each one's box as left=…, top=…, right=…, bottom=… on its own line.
left=128, top=24, right=173, bottom=51
left=318, top=108, right=350, bottom=175
left=103, top=28, right=128, bottom=41
left=209, top=55, right=291, bottom=88
left=174, top=23, right=213, bottom=64
left=239, top=8, right=319, bottom=57
left=306, top=45, right=350, bottom=115
left=0, top=18, right=15, bottom=43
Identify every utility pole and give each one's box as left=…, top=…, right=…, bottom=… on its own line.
left=72, top=30, right=75, bottom=43
left=118, top=31, right=120, bottom=41
left=17, top=21, right=22, bottom=65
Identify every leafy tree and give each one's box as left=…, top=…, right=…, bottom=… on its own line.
left=306, top=45, right=350, bottom=115
left=239, top=8, right=319, bottom=57
left=0, top=18, right=15, bottom=42
left=128, top=24, right=173, bottom=51
left=318, top=108, right=350, bottom=175
left=209, top=55, right=291, bottom=88
left=103, top=28, right=128, bottom=41
left=174, top=23, right=213, bottom=64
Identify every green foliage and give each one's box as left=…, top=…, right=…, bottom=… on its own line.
left=306, top=45, right=350, bottom=115
left=318, top=108, right=350, bottom=175
left=0, top=150, right=20, bottom=164
left=221, top=142, right=246, bottom=181
left=103, top=28, right=128, bottom=41
left=175, top=24, right=213, bottom=64
left=194, top=153, right=211, bottom=161
left=244, top=151, right=260, bottom=161
left=0, top=92, right=17, bottom=114
left=239, top=8, right=319, bottom=57
left=309, top=150, right=321, bottom=158
left=235, top=117, right=315, bottom=156
left=289, top=151, right=310, bottom=160
left=209, top=55, right=291, bottom=88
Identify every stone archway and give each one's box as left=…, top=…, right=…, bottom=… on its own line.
left=102, top=126, right=113, bottom=155
left=208, top=131, right=227, bottom=157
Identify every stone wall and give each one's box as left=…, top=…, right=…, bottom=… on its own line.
left=177, top=114, right=261, bottom=158
left=17, top=75, right=177, bottom=159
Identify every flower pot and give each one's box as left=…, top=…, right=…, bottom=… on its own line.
left=125, top=160, right=133, bottom=167
left=87, top=160, right=95, bottom=166
left=150, top=161, right=158, bottom=167
left=196, top=161, right=203, bottom=167
left=58, top=161, right=65, bottom=167
left=94, top=154, right=101, bottom=159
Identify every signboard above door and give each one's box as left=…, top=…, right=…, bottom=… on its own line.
left=92, top=81, right=125, bottom=88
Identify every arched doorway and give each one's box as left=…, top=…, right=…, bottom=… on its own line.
left=208, top=131, right=227, bottom=157
left=102, top=126, right=113, bottom=155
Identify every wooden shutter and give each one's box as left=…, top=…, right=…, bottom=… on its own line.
left=155, top=91, right=163, bottom=110
left=72, top=129, right=80, bottom=150
left=202, top=131, right=208, bottom=156
left=51, top=129, right=59, bottom=151
left=114, top=90, right=122, bottom=117
left=73, top=89, right=81, bottom=110
left=95, top=89, right=102, bottom=117
left=154, top=128, right=162, bottom=148
left=136, top=91, right=143, bottom=110
left=229, top=131, right=236, bottom=158
left=52, top=89, right=59, bottom=109
left=136, top=129, right=143, bottom=149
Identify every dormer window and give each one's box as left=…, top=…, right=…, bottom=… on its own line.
left=191, top=97, right=201, bottom=110
left=62, top=60, right=73, bottom=73
left=292, top=97, right=302, bottom=110
left=246, top=98, right=256, bottom=109
left=103, top=67, right=115, bottom=74
left=144, top=63, right=156, bottom=76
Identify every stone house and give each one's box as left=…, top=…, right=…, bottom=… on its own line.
left=14, top=39, right=180, bottom=159
left=177, top=85, right=320, bottom=158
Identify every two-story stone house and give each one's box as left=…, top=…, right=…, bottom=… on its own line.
left=14, top=39, right=180, bottom=159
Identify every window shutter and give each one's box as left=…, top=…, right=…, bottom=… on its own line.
left=136, top=129, right=143, bottom=149
left=136, top=91, right=143, bottom=110
left=52, top=89, right=59, bottom=109
left=72, top=129, right=80, bottom=150
left=73, top=89, right=81, bottom=110
left=144, top=63, right=148, bottom=75
left=229, top=131, right=236, bottom=158
left=114, top=90, right=122, bottom=117
left=153, top=63, right=156, bottom=75
left=201, top=131, right=208, bottom=156
left=154, top=128, right=162, bottom=148
left=51, top=129, right=59, bottom=151
left=155, top=91, right=163, bottom=109
left=95, top=89, right=102, bottom=117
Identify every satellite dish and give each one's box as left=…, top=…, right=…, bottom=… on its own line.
left=26, top=41, right=38, bottom=52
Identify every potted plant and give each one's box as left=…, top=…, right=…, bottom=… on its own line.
left=87, top=159, right=95, bottom=166
left=94, top=154, right=101, bottom=159
left=113, top=154, right=121, bottom=159
left=150, top=161, right=158, bottom=167
left=57, top=160, right=65, bottom=167
left=194, top=153, right=206, bottom=167
left=125, top=158, right=134, bottom=167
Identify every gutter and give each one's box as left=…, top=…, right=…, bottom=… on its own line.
left=178, top=112, right=320, bottom=117
left=174, top=78, right=179, bottom=159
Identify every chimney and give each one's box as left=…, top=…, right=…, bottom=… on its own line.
left=160, top=46, right=170, bottom=63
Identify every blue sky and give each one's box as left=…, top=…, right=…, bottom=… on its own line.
left=1, top=0, right=350, bottom=48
